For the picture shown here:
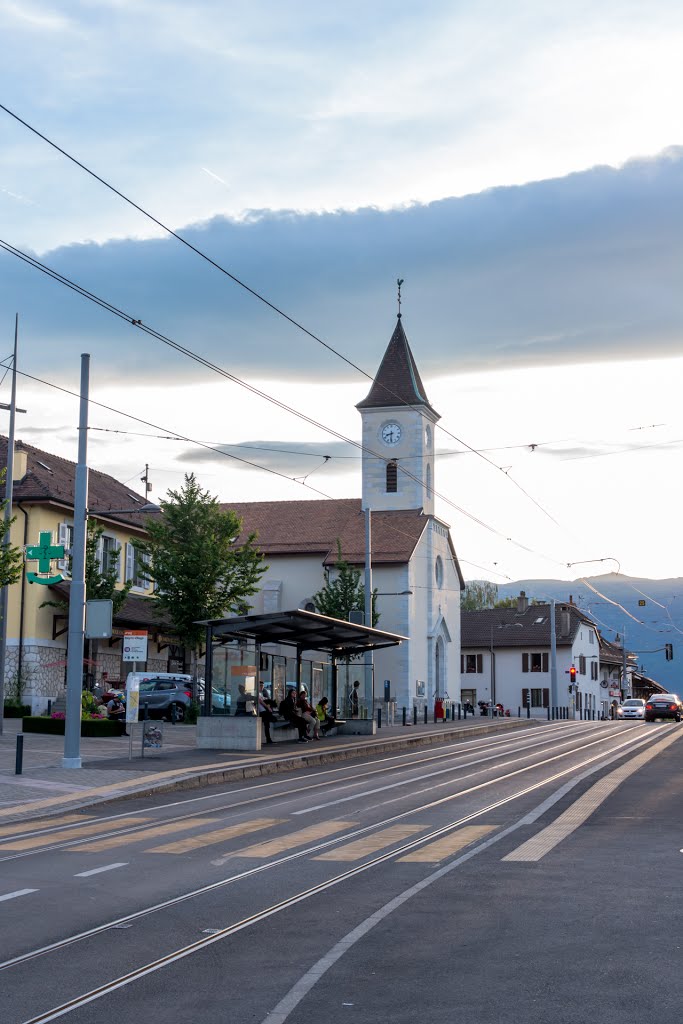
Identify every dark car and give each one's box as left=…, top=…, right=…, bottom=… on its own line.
left=137, top=679, right=194, bottom=722
left=644, top=693, right=683, bottom=722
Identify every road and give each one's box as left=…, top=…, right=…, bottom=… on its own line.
left=1, top=720, right=681, bottom=1023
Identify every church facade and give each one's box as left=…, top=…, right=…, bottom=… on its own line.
left=228, top=317, right=464, bottom=711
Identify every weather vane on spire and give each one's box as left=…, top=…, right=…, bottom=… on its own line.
left=397, top=278, right=404, bottom=318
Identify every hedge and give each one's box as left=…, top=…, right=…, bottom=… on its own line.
left=22, top=717, right=122, bottom=737
left=3, top=703, right=31, bottom=718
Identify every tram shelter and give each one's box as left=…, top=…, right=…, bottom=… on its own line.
left=196, top=608, right=406, bottom=750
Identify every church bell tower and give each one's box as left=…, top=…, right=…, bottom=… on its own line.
left=356, top=313, right=440, bottom=514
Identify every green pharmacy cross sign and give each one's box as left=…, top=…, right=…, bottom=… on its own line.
left=26, top=531, right=65, bottom=586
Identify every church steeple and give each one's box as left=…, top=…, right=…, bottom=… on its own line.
left=357, top=315, right=439, bottom=514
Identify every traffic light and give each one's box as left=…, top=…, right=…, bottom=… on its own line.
left=665, top=643, right=674, bottom=661
left=569, top=666, right=577, bottom=684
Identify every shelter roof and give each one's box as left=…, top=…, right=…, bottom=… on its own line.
left=198, top=608, right=407, bottom=658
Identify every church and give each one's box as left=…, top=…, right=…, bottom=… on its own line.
left=227, top=314, right=464, bottom=713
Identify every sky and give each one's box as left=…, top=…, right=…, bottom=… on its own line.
left=1, top=0, right=683, bottom=585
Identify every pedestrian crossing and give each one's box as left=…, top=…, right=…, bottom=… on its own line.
left=1, top=813, right=498, bottom=865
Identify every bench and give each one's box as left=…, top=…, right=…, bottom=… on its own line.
left=267, top=718, right=347, bottom=743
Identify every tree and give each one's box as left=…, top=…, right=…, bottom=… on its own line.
left=461, top=581, right=499, bottom=611
left=85, top=524, right=132, bottom=613
left=137, top=474, right=267, bottom=666
left=0, top=469, right=23, bottom=594
left=312, top=542, right=379, bottom=626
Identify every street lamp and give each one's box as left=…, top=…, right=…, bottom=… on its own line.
left=567, top=557, right=621, bottom=574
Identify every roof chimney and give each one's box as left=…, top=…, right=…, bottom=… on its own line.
left=517, top=591, right=528, bottom=614
left=560, top=606, right=571, bottom=637
left=13, top=449, right=27, bottom=482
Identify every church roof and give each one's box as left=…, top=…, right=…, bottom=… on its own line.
left=356, top=318, right=439, bottom=419
left=226, top=498, right=462, bottom=582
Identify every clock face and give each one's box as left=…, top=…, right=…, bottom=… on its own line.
left=381, top=422, right=402, bottom=445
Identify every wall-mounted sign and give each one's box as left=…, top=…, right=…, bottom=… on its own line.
left=26, top=531, right=64, bottom=585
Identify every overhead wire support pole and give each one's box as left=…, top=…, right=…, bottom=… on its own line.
left=364, top=507, right=373, bottom=716
left=550, top=599, right=558, bottom=713
left=0, top=314, right=20, bottom=735
left=63, top=354, right=90, bottom=769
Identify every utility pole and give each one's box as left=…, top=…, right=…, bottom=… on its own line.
left=364, top=507, right=373, bottom=714
left=0, top=316, right=26, bottom=735
left=63, top=354, right=90, bottom=769
left=621, top=626, right=630, bottom=699
left=549, top=599, right=558, bottom=712
left=141, top=464, right=152, bottom=496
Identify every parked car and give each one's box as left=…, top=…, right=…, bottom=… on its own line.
left=136, top=678, right=194, bottom=722
left=644, top=694, right=683, bottom=722
left=617, top=698, right=646, bottom=720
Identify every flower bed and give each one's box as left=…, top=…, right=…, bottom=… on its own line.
left=22, top=717, right=122, bottom=737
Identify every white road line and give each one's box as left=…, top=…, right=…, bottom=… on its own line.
left=74, top=863, right=128, bottom=878
left=0, top=889, right=38, bottom=903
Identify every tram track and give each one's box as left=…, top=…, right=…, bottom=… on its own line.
left=0, top=723, right=665, bottom=981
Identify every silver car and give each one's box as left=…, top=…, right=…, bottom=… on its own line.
left=617, top=698, right=646, bottom=720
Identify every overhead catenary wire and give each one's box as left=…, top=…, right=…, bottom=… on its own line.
left=0, top=240, right=568, bottom=567
left=0, top=101, right=561, bottom=527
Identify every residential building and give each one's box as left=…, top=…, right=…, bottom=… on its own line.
left=0, top=437, right=178, bottom=712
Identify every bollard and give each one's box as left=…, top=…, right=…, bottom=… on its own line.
left=377, top=707, right=382, bottom=729
left=47, top=699, right=52, bottom=716
left=423, top=705, right=428, bottom=726
left=527, top=704, right=531, bottom=719
left=143, top=700, right=149, bottom=721
left=547, top=706, right=550, bottom=721
left=170, top=703, right=177, bottom=725
left=15, top=735, right=24, bottom=775
left=413, top=705, right=417, bottom=726
left=402, top=706, right=407, bottom=727
left=518, top=707, right=521, bottom=718
left=433, top=704, right=437, bottom=724
left=458, top=703, right=461, bottom=720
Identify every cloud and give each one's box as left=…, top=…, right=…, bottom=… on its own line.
left=175, top=439, right=359, bottom=476
left=3, top=147, right=683, bottom=387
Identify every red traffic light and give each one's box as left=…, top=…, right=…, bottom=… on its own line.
left=569, top=666, right=577, bottom=683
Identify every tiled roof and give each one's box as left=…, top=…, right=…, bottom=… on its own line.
left=50, top=581, right=174, bottom=632
left=226, top=498, right=430, bottom=565
left=1, top=436, right=150, bottom=530
left=461, top=604, right=595, bottom=647
left=356, top=318, right=439, bottom=418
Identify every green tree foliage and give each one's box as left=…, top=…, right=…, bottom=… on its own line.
left=0, top=469, right=23, bottom=593
left=312, top=542, right=379, bottom=626
left=137, top=474, right=267, bottom=658
left=461, top=581, right=499, bottom=611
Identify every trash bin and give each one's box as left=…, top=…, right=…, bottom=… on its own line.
left=434, top=697, right=445, bottom=720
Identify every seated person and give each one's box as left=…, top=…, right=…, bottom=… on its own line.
left=106, top=694, right=128, bottom=736
left=296, top=688, right=320, bottom=739
left=315, top=696, right=336, bottom=735
left=278, top=688, right=309, bottom=742
left=258, top=683, right=277, bottom=745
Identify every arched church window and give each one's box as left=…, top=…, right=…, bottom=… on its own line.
left=426, top=463, right=432, bottom=496
left=435, top=555, right=443, bottom=589
left=386, top=460, right=398, bottom=493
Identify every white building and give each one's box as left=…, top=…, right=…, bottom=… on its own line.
left=225, top=316, right=464, bottom=711
left=460, top=593, right=609, bottom=718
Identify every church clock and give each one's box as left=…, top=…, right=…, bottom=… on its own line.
left=381, top=422, right=402, bottom=445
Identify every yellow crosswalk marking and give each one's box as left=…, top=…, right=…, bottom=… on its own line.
left=229, top=821, right=357, bottom=858
left=0, top=814, right=95, bottom=838
left=69, top=818, right=218, bottom=853
left=398, top=825, right=496, bottom=862
left=0, top=818, right=146, bottom=851
left=146, top=818, right=285, bottom=854
left=314, top=825, right=426, bottom=861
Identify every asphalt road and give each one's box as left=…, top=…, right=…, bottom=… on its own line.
left=1, top=720, right=681, bottom=1024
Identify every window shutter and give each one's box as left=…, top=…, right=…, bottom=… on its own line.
left=460, top=654, right=464, bottom=673
left=476, top=653, right=483, bottom=673
left=96, top=535, right=104, bottom=573
left=542, top=688, right=550, bottom=708
left=522, top=687, right=529, bottom=707
left=542, top=652, right=549, bottom=673
left=57, top=522, right=69, bottom=570
left=125, top=543, right=135, bottom=583
left=522, top=653, right=529, bottom=673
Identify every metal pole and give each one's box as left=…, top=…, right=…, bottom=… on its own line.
left=15, top=734, right=23, bottom=774
left=0, top=315, right=19, bottom=736
left=364, top=507, right=373, bottom=715
left=549, top=599, right=558, bottom=712
left=622, top=627, right=629, bottom=698
left=63, top=354, right=90, bottom=768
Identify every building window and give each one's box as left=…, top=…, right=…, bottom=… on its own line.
left=579, top=655, right=586, bottom=675
left=460, top=654, right=483, bottom=674
left=522, top=687, right=550, bottom=708
left=57, top=522, right=74, bottom=571
left=426, top=463, right=432, bottom=497
left=522, top=652, right=549, bottom=673
left=589, top=631, right=595, bottom=645
left=99, top=535, right=121, bottom=579
left=386, top=460, right=398, bottom=493
left=435, top=555, right=443, bottom=589
left=125, top=543, right=149, bottom=590
left=591, top=661, right=598, bottom=680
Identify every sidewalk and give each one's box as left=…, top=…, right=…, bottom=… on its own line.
left=0, top=714, right=535, bottom=825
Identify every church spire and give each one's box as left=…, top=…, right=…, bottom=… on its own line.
left=356, top=315, right=440, bottom=420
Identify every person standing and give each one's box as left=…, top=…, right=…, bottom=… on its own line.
left=258, top=681, right=276, bottom=745
left=350, top=680, right=360, bottom=719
